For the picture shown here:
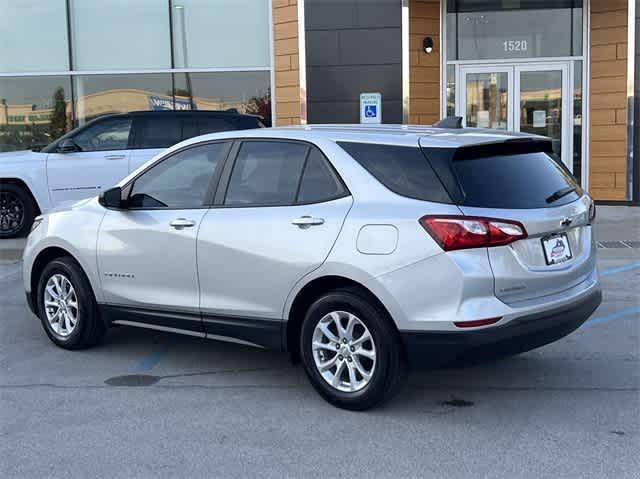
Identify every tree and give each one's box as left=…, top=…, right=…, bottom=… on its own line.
left=48, top=87, right=67, bottom=140
left=246, top=88, right=272, bottom=126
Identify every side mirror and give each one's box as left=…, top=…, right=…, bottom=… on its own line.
left=57, top=138, right=80, bottom=153
left=99, top=186, right=127, bottom=209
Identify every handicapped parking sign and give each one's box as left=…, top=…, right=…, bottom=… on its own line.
left=365, top=105, right=377, bottom=118
left=360, top=92, right=382, bottom=124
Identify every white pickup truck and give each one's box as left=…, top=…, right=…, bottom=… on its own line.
left=0, top=110, right=263, bottom=237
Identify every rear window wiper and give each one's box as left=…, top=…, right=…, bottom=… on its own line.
left=546, top=186, right=576, bottom=204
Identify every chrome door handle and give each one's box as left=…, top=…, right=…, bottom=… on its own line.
left=169, top=218, right=196, bottom=229
left=104, top=154, right=126, bottom=160
left=291, top=216, right=325, bottom=227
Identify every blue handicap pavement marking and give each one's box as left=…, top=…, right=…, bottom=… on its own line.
left=583, top=307, right=640, bottom=329
left=600, top=262, right=640, bottom=277
left=134, top=337, right=172, bottom=372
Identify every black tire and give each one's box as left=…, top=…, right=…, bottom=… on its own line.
left=0, top=183, right=36, bottom=238
left=300, top=288, right=406, bottom=411
left=36, top=256, right=106, bottom=350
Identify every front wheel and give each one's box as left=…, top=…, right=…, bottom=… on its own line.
left=36, top=257, right=106, bottom=350
left=300, top=289, right=405, bottom=410
left=0, top=184, right=36, bottom=238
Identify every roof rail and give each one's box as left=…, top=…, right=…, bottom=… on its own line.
left=433, top=116, right=463, bottom=129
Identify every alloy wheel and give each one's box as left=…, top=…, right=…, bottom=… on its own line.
left=311, top=311, right=377, bottom=392
left=43, top=274, right=79, bottom=337
left=0, top=191, right=25, bottom=236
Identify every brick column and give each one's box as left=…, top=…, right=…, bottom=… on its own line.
left=272, top=0, right=302, bottom=126
left=409, top=0, right=441, bottom=124
left=589, top=0, right=629, bottom=200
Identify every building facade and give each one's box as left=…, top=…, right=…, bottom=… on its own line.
left=1, top=0, right=637, bottom=203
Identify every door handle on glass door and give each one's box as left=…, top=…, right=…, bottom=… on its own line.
left=169, top=218, right=196, bottom=230
left=291, top=216, right=325, bottom=227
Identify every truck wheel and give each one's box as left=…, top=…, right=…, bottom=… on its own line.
left=0, top=184, right=36, bottom=238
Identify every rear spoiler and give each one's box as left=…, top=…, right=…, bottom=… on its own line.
left=448, top=138, right=554, bottom=162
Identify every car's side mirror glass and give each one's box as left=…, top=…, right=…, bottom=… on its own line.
left=57, top=138, right=80, bottom=153
left=99, top=186, right=127, bottom=209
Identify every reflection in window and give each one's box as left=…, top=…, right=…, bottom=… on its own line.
left=0, top=76, right=72, bottom=151
left=73, top=74, right=173, bottom=125
left=173, top=72, right=271, bottom=125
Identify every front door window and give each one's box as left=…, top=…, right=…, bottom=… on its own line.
left=465, top=71, right=509, bottom=130
left=517, top=69, right=563, bottom=159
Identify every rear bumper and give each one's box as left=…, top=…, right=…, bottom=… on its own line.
left=400, top=288, right=602, bottom=368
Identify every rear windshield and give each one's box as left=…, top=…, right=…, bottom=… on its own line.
left=452, top=152, right=582, bottom=209
left=337, top=142, right=452, bottom=203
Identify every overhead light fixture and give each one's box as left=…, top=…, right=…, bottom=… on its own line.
left=423, top=36, right=434, bottom=54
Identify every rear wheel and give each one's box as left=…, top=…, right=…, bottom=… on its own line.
left=0, top=184, right=36, bottom=238
left=300, top=289, right=405, bottom=410
left=37, top=257, right=106, bottom=350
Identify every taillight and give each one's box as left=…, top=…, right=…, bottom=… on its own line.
left=588, top=198, right=596, bottom=224
left=419, top=215, right=527, bottom=251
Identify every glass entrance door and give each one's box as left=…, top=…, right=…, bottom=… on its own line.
left=457, top=63, right=572, bottom=170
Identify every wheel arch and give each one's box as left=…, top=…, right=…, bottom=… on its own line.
left=30, top=246, right=98, bottom=311
left=285, top=274, right=399, bottom=356
left=0, top=177, right=42, bottom=215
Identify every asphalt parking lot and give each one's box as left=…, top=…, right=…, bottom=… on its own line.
left=1, top=206, right=638, bottom=478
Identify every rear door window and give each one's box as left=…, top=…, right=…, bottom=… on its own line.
left=198, top=117, right=237, bottom=135
left=224, top=141, right=308, bottom=206
left=297, top=148, right=347, bottom=203
left=136, top=116, right=182, bottom=149
left=451, top=152, right=581, bottom=209
left=337, top=142, right=452, bottom=203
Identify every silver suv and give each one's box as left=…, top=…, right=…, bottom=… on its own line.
left=23, top=125, right=601, bottom=410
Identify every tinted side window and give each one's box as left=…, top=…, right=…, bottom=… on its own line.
left=136, top=117, right=182, bottom=149
left=73, top=117, right=132, bottom=152
left=224, top=141, right=308, bottom=206
left=297, top=148, right=347, bottom=203
left=198, top=117, right=236, bottom=135
left=452, top=152, right=581, bottom=209
left=337, top=142, right=452, bottom=203
left=129, top=142, right=230, bottom=209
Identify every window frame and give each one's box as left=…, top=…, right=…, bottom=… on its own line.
left=213, top=138, right=350, bottom=208
left=121, top=139, right=233, bottom=211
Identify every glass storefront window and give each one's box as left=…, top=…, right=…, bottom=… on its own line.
left=465, top=72, right=508, bottom=130
left=573, top=61, right=582, bottom=183
left=69, top=0, right=171, bottom=70
left=171, top=0, right=270, bottom=69
left=446, top=65, right=455, bottom=118
left=73, top=74, right=173, bottom=125
left=0, top=0, right=69, bottom=73
left=173, top=71, right=271, bottom=124
left=0, top=76, right=72, bottom=151
left=447, top=1, right=583, bottom=61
